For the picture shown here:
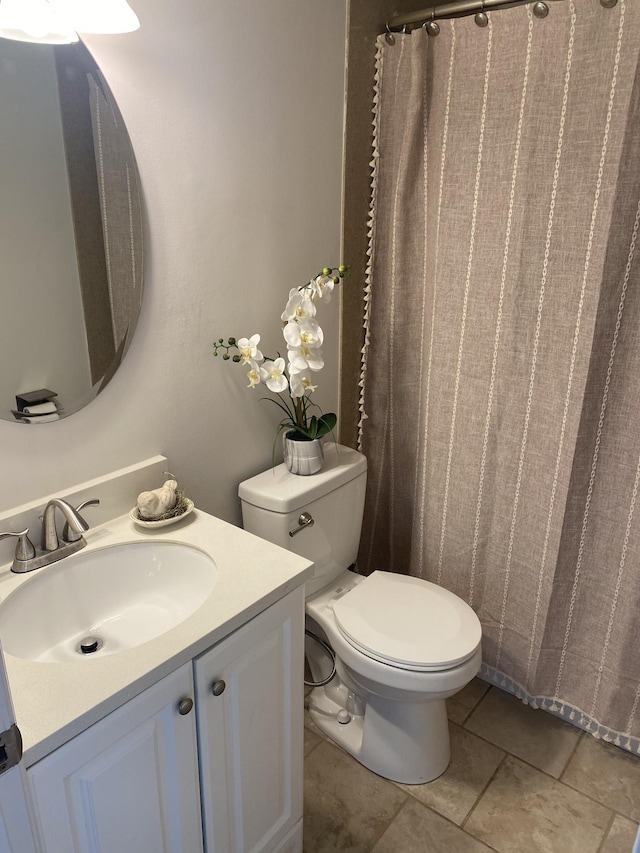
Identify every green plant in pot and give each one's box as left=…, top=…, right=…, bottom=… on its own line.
left=213, top=265, right=349, bottom=475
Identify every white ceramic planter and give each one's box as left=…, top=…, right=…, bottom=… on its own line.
left=282, top=432, right=324, bottom=476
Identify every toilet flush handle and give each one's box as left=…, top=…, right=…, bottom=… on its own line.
left=289, top=512, right=314, bottom=537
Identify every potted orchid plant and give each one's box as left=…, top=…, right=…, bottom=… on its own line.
left=213, top=264, right=348, bottom=474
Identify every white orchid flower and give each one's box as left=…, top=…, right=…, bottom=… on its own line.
left=259, top=357, right=289, bottom=393
left=280, top=289, right=316, bottom=323
left=288, top=346, right=324, bottom=373
left=283, top=320, right=324, bottom=350
left=312, top=274, right=335, bottom=303
left=237, top=334, right=263, bottom=365
left=289, top=372, right=318, bottom=398
left=246, top=359, right=261, bottom=389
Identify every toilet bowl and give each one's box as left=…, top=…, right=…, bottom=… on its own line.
left=239, top=444, right=482, bottom=784
left=305, top=569, right=481, bottom=783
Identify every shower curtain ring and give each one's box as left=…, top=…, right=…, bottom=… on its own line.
left=475, top=1, right=489, bottom=27
left=425, top=9, right=440, bottom=37
left=533, top=1, right=549, bottom=17
left=385, top=22, right=396, bottom=45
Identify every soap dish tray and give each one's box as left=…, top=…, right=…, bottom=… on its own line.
left=129, top=499, right=195, bottom=529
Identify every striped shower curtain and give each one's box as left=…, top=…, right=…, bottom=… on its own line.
left=359, top=0, right=640, bottom=752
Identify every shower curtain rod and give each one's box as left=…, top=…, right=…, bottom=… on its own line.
left=386, top=0, right=566, bottom=32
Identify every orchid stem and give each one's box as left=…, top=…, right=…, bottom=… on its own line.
left=295, top=397, right=305, bottom=431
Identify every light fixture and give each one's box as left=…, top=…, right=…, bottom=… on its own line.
left=50, top=0, right=139, bottom=34
left=0, top=0, right=77, bottom=44
left=0, top=0, right=139, bottom=44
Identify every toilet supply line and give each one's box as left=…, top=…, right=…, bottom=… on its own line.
left=304, top=629, right=336, bottom=687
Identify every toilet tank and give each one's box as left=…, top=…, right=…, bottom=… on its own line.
left=239, top=444, right=367, bottom=596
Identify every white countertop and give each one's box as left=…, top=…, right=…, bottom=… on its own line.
left=0, top=508, right=313, bottom=767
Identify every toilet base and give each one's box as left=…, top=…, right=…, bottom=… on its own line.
left=308, top=686, right=450, bottom=784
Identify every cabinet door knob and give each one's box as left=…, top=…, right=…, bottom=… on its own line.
left=211, top=680, right=226, bottom=696
left=178, top=697, right=194, bottom=715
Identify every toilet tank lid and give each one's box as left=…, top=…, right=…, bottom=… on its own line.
left=238, top=444, right=367, bottom=513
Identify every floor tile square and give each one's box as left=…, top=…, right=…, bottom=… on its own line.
left=371, top=799, right=493, bottom=852
left=395, top=723, right=504, bottom=825
left=464, top=755, right=611, bottom=853
left=448, top=678, right=491, bottom=724
left=600, top=814, right=640, bottom=853
left=465, top=687, right=581, bottom=777
left=303, top=740, right=407, bottom=853
left=304, top=727, right=321, bottom=756
left=562, top=735, right=640, bottom=821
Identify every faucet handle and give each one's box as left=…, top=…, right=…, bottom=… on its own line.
left=62, top=499, right=100, bottom=543
left=0, top=529, right=36, bottom=562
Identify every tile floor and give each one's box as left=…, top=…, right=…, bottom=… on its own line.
left=303, top=679, right=640, bottom=852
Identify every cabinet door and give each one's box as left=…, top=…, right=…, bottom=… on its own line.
left=0, top=767, right=39, bottom=853
left=27, top=663, right=203, bottom=853
left=0, top=639, right=39, bottom=853
left=195, top=588, right=305, bottom=853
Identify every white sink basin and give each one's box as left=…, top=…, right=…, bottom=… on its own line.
left=0, top=542, right=218, bottom=663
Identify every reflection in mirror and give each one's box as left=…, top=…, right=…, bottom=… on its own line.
left=0, top=38, right=144, bottom=423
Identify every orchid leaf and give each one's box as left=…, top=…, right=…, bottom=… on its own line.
left=316, top=412, right=337, bottom=437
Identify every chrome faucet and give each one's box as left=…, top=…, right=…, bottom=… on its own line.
left=0, top=498, right=99, bottom=573
left=41, top=498, right=89, bottom=551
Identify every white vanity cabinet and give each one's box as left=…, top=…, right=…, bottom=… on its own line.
left=26, top=662, right=203, bottom=853
left=24, top=586, right=305, bottom=853
left=194, top=588, right=304, bottom=853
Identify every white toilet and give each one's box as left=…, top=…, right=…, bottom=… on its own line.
left=239, top=443, right=482, bottom=784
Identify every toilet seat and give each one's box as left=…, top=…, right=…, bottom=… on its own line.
left=332, top=571, right=481, bottom=672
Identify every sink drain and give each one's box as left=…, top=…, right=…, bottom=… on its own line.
left=77, top=636, right=103, bottom=655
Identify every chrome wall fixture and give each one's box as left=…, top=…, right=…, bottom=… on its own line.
left=386, top=0, right=619, bottom=36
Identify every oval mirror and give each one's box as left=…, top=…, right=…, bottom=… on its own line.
left=0, top=38, right=144, bottom=423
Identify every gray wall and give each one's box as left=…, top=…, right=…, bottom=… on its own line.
left=0, top=0, right=347, bottom=526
